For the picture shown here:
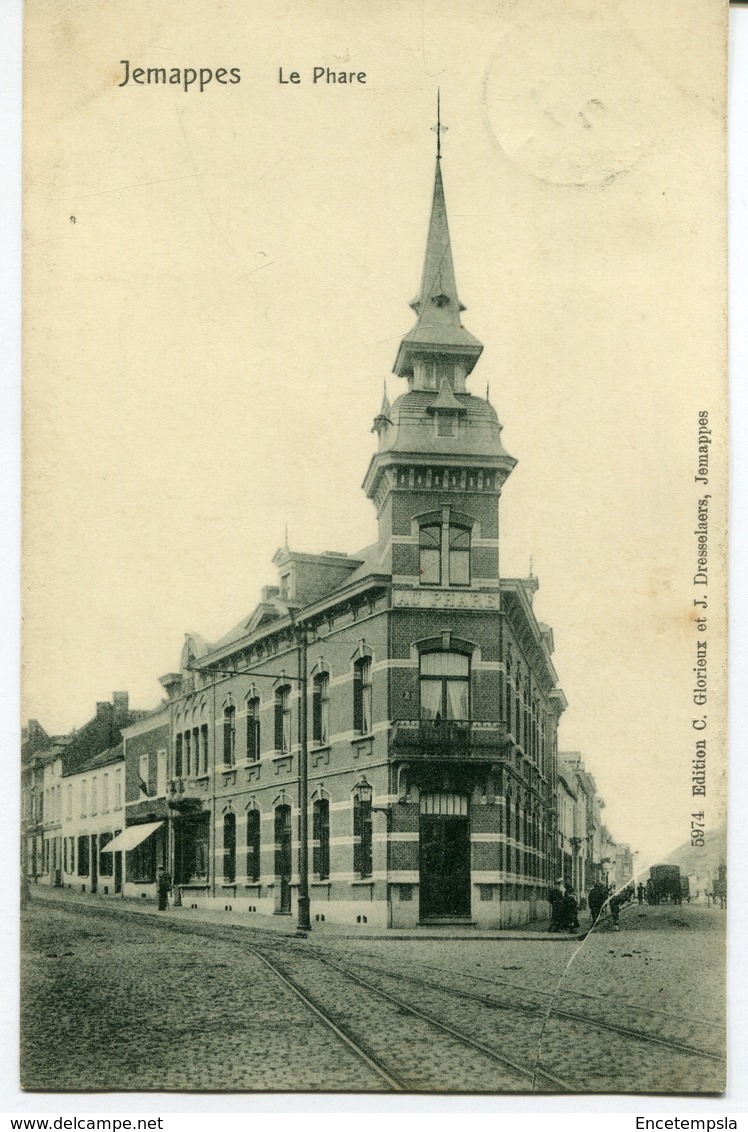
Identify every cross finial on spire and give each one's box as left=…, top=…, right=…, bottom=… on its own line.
left=431, top=89, right=448, bottom=159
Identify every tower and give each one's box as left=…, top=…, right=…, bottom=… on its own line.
left=363, top=143, right=516, bottom=592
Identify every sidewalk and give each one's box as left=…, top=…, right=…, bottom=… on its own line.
left=25, top=883, right=588, bottom=942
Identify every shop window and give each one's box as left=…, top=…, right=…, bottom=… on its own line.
left=247, top=697, right=261, bottom=762
left=223, top=812, right=236, bottom=883
left=313, top=798, right=330, bottom=880
left=246, top=809, right=261, bottom=882
left=129, top=835, right=156, bottom=884
left=353, top=658, right=372, bottom=734
left=312, top=674, right=330, bottom=746
left=419, top=651, right=470, bottom=720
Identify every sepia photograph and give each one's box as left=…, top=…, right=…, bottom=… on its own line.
left=19, top=0, right=730, bottom=1099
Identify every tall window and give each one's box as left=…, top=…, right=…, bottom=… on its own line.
left=274, top=687, right=291, bottom=754
left=192, top=727, right=200, bottom=774
left=223, top=812, right=236, bottom=883
left=77, top=835, right=90, bottom=877
left=312, top=674, right=330, bottom=746
left=223, top=705, right=236, bottom=766
left=246, top=809, right=261, bottom=882
left=313, top=798, right=330, bottom=880
left=80, top=780, right=87, bottom=817
left=353, top=793, right=373, bottom=879
left=449, top=525, right=471, bottom=585
left=156, top=751, right=167, bottom=797
left=419, top=524, right=441, bottom=585
left=66, top=784, right=73, bottom=820
left=420, top=652, right=470, bottom=720
left=353, top=658, right=372, bottom=734
left=138, top=755, right=149, bottom=797
left=184, top=729, right=192, bottom=776
left=91, top=777, right=98, bottom=816
left=99, top=832, right=113, bottom=878
left=102, top=773, right=109, bottom=813
left=114, top=768, right=123, bottom=810
left=419, top=521, right=471, bottom=586
left=247, top=697, right=261, bottom=762
left=201, top=723, right=209, bottom=774
left=175, top=733, right=183, bottom=777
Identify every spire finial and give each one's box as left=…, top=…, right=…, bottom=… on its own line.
left=431, top=89, right=447, bottom=160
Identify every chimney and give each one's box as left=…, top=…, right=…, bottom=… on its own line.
left=112, top=691, right=129, bottom=720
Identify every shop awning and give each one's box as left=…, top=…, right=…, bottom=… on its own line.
left=100, top=821, right=164, bottom=853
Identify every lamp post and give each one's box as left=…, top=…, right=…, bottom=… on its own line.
left=295, top=620, right=311, bottom=932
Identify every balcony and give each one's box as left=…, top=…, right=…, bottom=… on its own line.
left=390, top=719, right=510, bottom=759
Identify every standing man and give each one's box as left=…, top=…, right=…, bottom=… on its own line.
left=637, top=881, right=644, bottom=905
left=587, top=879, right=608, bottom=928
left=157, top=866, right=172, bottom=912
left=548, top=877, right=564, bottom=932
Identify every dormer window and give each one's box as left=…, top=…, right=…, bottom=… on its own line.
left=279, top=572, right=292, bottom=601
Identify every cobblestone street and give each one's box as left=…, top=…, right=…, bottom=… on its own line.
left=21, top=892, right=726, bottom=1095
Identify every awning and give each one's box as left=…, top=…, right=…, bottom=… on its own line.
left=100, top=821, right=164, bottom=853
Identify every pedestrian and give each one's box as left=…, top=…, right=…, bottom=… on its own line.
left=637, top=882, right=644, bottom=905
left=547, top=878, right=564, bottom=932
left=157, top=866, right=172, bottom=912
left=560, top=886, right=580, bottom=933
left=608, top=890, right=624, bottom=931
left=588, top=880, right=607, bottom=927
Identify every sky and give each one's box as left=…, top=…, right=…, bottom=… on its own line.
left=22, top=0, right=728, bottom=866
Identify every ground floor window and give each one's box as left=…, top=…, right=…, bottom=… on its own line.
left=223, top=812, right=236, bottom=883
left=128, top=834, right=157, bottom=883
left=313, top=798, right=330, bottom=880
left=246, top=809, right=261, bottom=882
left=174, top=813, right=210, bottom=885
left=77, top=835, right=90, bottom=877
left=99, top=831, right=113, bottom=877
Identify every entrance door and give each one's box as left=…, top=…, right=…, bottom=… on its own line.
left=275, top=805, right=292, bottom=914
left=90, top=834, right=98, bottom=894
left=114, top=850, right=122, bottom=894
left=419, top=814, right=471, bottom=920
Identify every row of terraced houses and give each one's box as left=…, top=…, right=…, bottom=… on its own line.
left=21, top=143, right=631, bottom=929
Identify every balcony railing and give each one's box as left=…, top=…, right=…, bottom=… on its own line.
left=390, top=719, right=509, bottom=758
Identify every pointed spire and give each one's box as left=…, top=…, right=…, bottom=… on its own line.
left=394, top=108, right=483, bottom=380
left=371, top=382, right=393, bottom=435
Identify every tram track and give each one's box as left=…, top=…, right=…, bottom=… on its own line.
left=246, top=938, right=572, bottom=1093
left=305, top=945, right=726, bottom=1066
left=27, top=893, right=726, bottom=1093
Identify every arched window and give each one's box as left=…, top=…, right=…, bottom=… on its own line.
left=419, top=524, right=441, bottom=585
left=246, top=808, right=260, bottom=882
left=274, top=686, right=292, bottom=753
left=223, top=811, right=236, bottom=883
left=313, top=797, right=330, bottom=880
left=247, top=696, right=261, bottom=762
left=312, top=673, right=330, bottom=746
left=419, top=651, right=470, bottom=720
left=353, top=658, right=372, bottom=734
left=223, top=704, right=236, bottom=766
left=419, top=519, right=471, bottom=587
left=353, top=789, right=373, bottom=879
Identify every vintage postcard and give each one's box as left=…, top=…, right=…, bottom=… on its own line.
left=20, top=0, right=729, bottom=1099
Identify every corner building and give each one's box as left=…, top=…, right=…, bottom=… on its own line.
left=158, top=150, right=567, bottom=929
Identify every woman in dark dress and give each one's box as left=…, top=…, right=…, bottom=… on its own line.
left=157, top=867, right=172, bottom=911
